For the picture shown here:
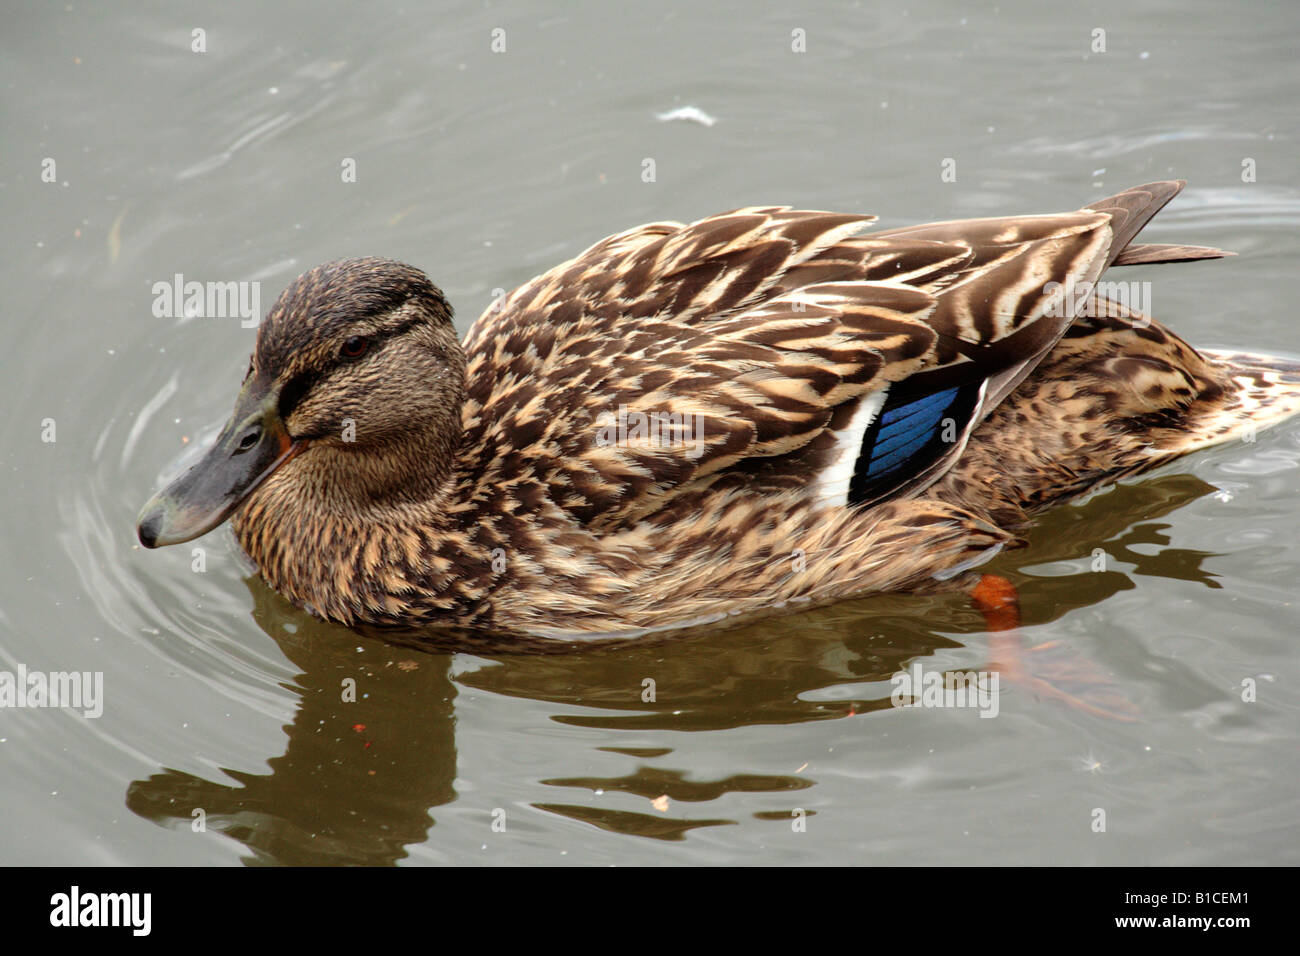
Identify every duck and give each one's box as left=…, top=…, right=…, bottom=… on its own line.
left=137, top=181, right=1300, bottom=639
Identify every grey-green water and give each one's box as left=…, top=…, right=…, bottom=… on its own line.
left=3, top=0, right=1299, bottom=865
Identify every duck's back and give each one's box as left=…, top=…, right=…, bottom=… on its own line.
left=457, top=200, right=1108, bottom=523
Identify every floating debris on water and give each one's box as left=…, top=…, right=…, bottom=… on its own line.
left=655, top=105, right=716, bottom=127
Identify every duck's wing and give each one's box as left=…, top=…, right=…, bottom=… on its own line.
left=459, top=185, right=1191, bottom=529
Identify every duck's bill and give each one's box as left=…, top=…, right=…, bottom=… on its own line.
left=136, top=384, right=304, bottom=548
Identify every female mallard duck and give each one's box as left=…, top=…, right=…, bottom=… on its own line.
left=138, top=181, right=1300, bottom=639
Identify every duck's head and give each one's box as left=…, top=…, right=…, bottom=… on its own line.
left=137, top=257, right=465, bottom=548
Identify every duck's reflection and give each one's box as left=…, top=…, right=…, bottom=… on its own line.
left=126, top=473, right=1223, bottom=862
left=125, top=599, right=459, bottom=865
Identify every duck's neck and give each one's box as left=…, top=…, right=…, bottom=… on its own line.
left=299, top=427, right=462, bottom=509
left=230, top=425, right=487, bottom=626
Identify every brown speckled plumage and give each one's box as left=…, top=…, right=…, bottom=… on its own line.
left=198, top=182, right=1300, bottom=639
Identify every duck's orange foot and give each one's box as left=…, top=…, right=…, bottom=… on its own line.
left=970, top=572, right=1021, bottom=632
left=970, top=574, right=1140, bottom=722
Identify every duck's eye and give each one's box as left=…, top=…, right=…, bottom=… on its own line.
left=339, top=335, right=370, bottom=360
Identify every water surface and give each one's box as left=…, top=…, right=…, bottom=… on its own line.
left=3, top=0, right=1299, bottom=865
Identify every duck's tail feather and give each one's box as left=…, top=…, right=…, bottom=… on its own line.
left=1086, top=181, right=1187, bottom=267
left=1086, top=181, right=1234, bottom=269
left=1112, top=243, right=1233, bottom=266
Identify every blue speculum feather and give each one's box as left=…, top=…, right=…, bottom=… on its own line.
left=849, top=383, right=976, bottom=504
left=865, top=386, right=961, bottom=479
